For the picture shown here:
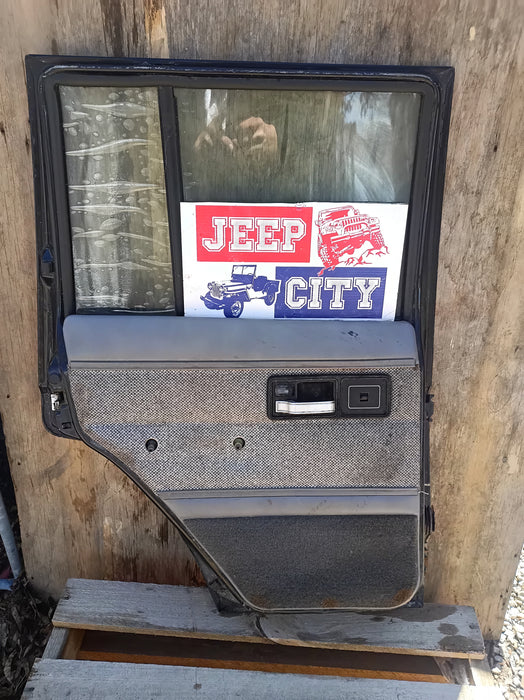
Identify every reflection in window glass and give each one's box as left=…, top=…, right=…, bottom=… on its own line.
left=60, top=86, right=174, bottom=311
left=174, top=89, right=420, bottom=204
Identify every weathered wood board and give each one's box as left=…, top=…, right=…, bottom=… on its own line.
left=22, top=659, right=504, bottom=700
left=259, top=607, right=485, bottom=659
left=52, top=579, right=485, bottom=659
left=41, top=628, right=70, bottom=660
left=53, top=579, right=262, bottom=642
left=0, top=0, right=522, bottom=640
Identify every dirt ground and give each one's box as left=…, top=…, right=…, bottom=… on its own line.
left=0, top=579, right=53, bottom=699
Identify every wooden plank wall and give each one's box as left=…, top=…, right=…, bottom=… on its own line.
left=0, top=0, right=522, bottom=639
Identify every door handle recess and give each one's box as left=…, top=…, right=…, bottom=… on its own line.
left=274, top=400, right=336, bottom=415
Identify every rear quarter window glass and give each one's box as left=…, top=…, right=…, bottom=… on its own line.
left=60, top=86, right=174, bottom=312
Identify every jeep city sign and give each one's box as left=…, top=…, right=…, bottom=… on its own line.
left=181, top=203, right=407, bottom=320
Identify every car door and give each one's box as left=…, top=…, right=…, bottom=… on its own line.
left=26, top=56, right=453, bottom=612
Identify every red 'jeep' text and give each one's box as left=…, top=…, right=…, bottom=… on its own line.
left=195, top=205, right=312, bottom=262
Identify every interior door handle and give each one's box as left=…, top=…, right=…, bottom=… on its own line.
left=274, top=400, right=336, bottom=415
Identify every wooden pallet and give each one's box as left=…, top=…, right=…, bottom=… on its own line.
left=23, top=578, right=503, bottom=698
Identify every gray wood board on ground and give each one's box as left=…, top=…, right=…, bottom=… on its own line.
left=53, top=578, right=485, bottom=658
left=22, top=659, right=504, bottom=700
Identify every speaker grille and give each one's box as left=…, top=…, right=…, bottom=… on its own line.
left=186, top=514, right=420, bottom=610
left=68, top=366, right=421, bottom=492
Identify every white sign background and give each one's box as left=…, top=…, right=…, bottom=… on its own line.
left=181, top=202, right=408, bottom=321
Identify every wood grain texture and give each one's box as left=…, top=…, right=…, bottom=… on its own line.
left=53, top=579, right=262, bottom=642
left=51, top=579, right=485, bottom=659
left=22, top=659, right=504, bottom=699
left=0, top=0, right=522, bottom=638
left=260, top=606, right=485, bottom=659
left=469, top=658, right=499, bottom=688
left=0, top=0, right=206, bottom=598
left=41, top=628, right=70, bottom=660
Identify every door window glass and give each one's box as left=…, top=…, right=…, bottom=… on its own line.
left=174, top=88, right=420, bottom=203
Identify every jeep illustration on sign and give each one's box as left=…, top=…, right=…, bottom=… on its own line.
left=201, top=264, right=281, bottom=318
left=316, top=206, right=388, bottom=272
left=181, top=202, right=408, bottom=320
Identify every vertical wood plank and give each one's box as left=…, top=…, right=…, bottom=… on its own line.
left=41, top=628, right=70, bottom=660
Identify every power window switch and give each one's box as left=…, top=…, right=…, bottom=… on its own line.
left=341, top=376, right=390, bottom=416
